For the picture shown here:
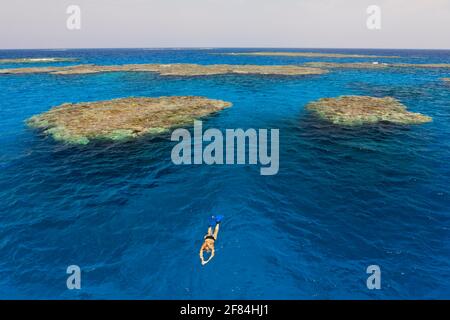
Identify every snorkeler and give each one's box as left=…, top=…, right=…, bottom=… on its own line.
left=199, top=215, right=223, bottom=265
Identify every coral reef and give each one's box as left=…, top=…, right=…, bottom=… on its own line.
left=304, top=62, right=388, bottom=69
left=27, top=96, right=232, bottom=144
left=222, top=52, right=399, bottom=58
left=304, top=62, right=450, bottom=69
left=0, top=63, right=326, bottom=76
left=305, top=96, right=432, bottom=126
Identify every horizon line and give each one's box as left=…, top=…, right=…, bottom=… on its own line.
left=1, top=46, right=450, bottom=51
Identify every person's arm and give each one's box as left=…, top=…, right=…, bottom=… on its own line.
left=199, top=244, right=206, bottom=265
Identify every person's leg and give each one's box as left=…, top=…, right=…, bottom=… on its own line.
left=207, top=226, right=213, bottom=236
left=213, top=223, right=220, bottom=240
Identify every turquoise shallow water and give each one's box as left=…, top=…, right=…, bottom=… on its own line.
left=0, top=48, right=449, bottom=299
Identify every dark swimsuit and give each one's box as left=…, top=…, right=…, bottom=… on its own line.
left=205, top=235, right=216, bottom=241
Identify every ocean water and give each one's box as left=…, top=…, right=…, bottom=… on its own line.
left=0, top=48, right=449, bottom=299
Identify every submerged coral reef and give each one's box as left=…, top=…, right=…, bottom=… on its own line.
left=0, top=63, right=326, bottom=76
left=306, top=96, right=432, bottom=126
left=27, top=96, right=232, bottom=144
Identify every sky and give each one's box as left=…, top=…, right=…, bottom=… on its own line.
left=0, top=0, right=449, bottom=49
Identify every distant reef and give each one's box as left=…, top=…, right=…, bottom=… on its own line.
left=304, top=62, right=450, bottom=69
left=0, top=63, right=327, bottom=76
left=304, top=62, right=388, bottom=69
left=221, top=52, right=400, bottom=58
left=27, top=96, right=231, bottom=144
left=3, top=62, right=449, bottom=77
left=306, top=96, right=432, bottom=126
left=0, top=57, right=76, bottom=64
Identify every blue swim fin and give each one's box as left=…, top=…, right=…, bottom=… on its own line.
left=209, top=216, right=216, bottom=227
left=215, top=215, right=224, bottom=224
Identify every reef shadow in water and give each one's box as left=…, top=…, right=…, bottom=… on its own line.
left=346, top=82, right=432, bottom=101
left=296, top=112, right=420, bottom=142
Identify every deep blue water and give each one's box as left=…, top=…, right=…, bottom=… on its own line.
left=0, top=48, right=449, bottom=299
